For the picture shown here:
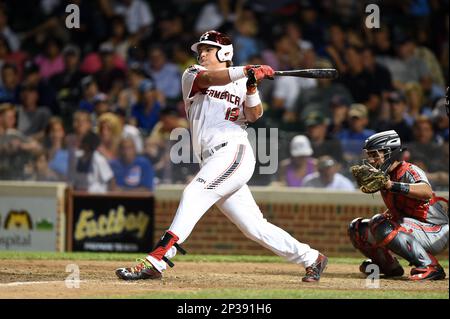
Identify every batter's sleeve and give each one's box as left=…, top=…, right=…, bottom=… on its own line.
left=181, top=64, right=206, bottom=102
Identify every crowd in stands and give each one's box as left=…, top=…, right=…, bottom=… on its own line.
left=0, top=0, right=448, bottom=192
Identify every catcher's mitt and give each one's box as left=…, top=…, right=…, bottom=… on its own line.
left=350, top=164, right=389, bottom=194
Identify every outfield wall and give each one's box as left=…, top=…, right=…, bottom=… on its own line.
left=154, top=185, right=449, bottom=257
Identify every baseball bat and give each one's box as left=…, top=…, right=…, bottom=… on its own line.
left=272, top=68, right=338, bottom=79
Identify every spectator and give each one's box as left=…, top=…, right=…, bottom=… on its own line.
left=285, top=20, right=314, bottom=52
left=44, top=116, right=69, bottom=179
left=173, top=42, right=197, bottom=74
left=0, top=6, right=20, bottom=52
left=380, top=36, right=431, bottom=92
left=115, top=108, right=143, bottom=154
left=92, top=93, right=112, bottom=125
left=145, top=107, right=190, bottom=184
left=50, top=45, right=84, bottom=115
left=303, top=156, right=355, bottom=191
left=70, top=131, right=114, bottom=193
left=144, top=46, right=181, bottom=102
left=97, top=112, right=122, bottom=161
left=27, top=150, right=60, bottom=182
left=327, top=95, right=350, bottom=137
left=278, top=135, right=316, bottom=187
left=295, top=59, right=353, bottom=120
left=430, top=97, right=449, bottom=143
left=79, top=75, right=99, bottom=113
left=34, top=37, right=64, bottom=80
left=339, top=46, right=380, bottom=110
left=131, top=79, right=161, bottom=135
left=65, top=110, right=93, bottom=151
left=94, top=43, right=126, bottom=98
left=232, top=10, right=261, bottom=65
left=100, top=15, right=130, bottom=61
left=337, top=103, right=375, bottom=164
left=324, top=24, right=348, bottom=74
left=272, top=49, right=317, bottom=122
left=21, top=61, right=59, bottom=115
left=377, top=91, right=414, bottom=143
left=361, top=46, right=394, bottom=94
left=110, top=137, right=154, bottom=192
left=305, top=111, right=344, bottom=164
left=0, top=103, right=41, bottom=180
left=407, top=116, right=447, bottom=174
left=0, top=63, right=20, bottom=103
left=116, top=62, right=147, bottom=112
left=113, top=0, right=154, bottom=42
left=16, top=85, right=51, bottom=141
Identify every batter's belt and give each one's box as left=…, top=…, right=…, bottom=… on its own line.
left=201, top=142, right=228, bottom=161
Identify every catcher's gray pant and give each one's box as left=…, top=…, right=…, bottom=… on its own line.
left=400, top=218, right=449, bottom=255
left=147, top=138, right=319, bottom=273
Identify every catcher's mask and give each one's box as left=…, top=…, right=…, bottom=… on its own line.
left=363, top=130, right=405, bottom=173
left=191, top=30, right=233, bottom=63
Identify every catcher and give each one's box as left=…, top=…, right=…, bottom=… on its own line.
left=348, top=130, right=448, bottom=280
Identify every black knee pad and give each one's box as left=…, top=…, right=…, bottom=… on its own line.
left=348, top=217, right=371, bottom=249
left=368, top=214, right=398, bottom=245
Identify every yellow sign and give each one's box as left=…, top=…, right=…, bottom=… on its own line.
left=74, top=205, right=149, bottom=240
left=4, top=210, right=33, bottom=230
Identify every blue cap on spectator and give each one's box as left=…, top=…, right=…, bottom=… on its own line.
left=139, top=79, right=155, bottom=93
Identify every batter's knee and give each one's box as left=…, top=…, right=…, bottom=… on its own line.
left=348, top=217, right=371, bottom=249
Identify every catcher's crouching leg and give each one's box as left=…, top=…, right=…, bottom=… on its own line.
left=369, top=214, right=445, bottom=280
left=348, top=217, right=404, bottom=277
left=115, top=231, right=187, bottom=281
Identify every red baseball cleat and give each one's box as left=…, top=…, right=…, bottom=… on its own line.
left=302, top=253, right=328, bottom=282
left=409, top=264, right=446, bottom=281
left=116, top=258, right=162, bottom=280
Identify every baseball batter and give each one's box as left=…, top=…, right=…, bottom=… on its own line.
left=116, top=30, right=328, bottom=282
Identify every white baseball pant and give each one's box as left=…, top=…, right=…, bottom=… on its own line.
left=147, top=138, right=319, bottom=272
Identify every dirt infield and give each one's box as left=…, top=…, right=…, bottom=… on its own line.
left=0, top=259, right=448, bottom=298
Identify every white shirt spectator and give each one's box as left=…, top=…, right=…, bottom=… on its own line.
left=122, top=124, right=143, bottom=154
left=114, top=0, right=154, bottom=34
left=273, top=77, right=317, bottom=111
left=303, top=172, right=355, bottom=191
left=73, top=150, right=114, bottom=193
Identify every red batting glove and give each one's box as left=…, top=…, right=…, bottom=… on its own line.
left=245, top=65, right=274, bottom=81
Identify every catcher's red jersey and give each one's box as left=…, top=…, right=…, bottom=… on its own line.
left=381, top=161, right=447, bottom=224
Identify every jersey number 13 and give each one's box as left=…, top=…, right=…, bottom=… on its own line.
left=225, top=107, right=240, bottom=122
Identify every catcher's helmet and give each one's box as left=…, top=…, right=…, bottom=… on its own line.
left=364, top=130, right=405, bottom=172
left=191, top=30, right=233, bottom=63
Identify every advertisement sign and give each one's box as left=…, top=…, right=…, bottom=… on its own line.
left=0, top=182, right=66, bottom=251
left=68, top=192, right=154, bottom=252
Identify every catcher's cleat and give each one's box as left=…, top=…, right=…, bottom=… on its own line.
left=115, top=258, right=162, bottom=280
left=302, top=253, right=328, bottom=282
left=359, top=259, right=404, bottom=277
left=409, top=264, right=446, bottom=281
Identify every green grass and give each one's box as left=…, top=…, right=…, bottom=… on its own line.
left=107, top=289, right=448, bottom=299
left=0, top=251, right=448, bottom=268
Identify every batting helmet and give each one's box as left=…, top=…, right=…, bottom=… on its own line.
left=191, top=30, right=233, bottom=63
left=363, top=130, right=405, bottom=172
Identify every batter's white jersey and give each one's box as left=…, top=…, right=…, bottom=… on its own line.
left=181, top=64, right=248, bottom=162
